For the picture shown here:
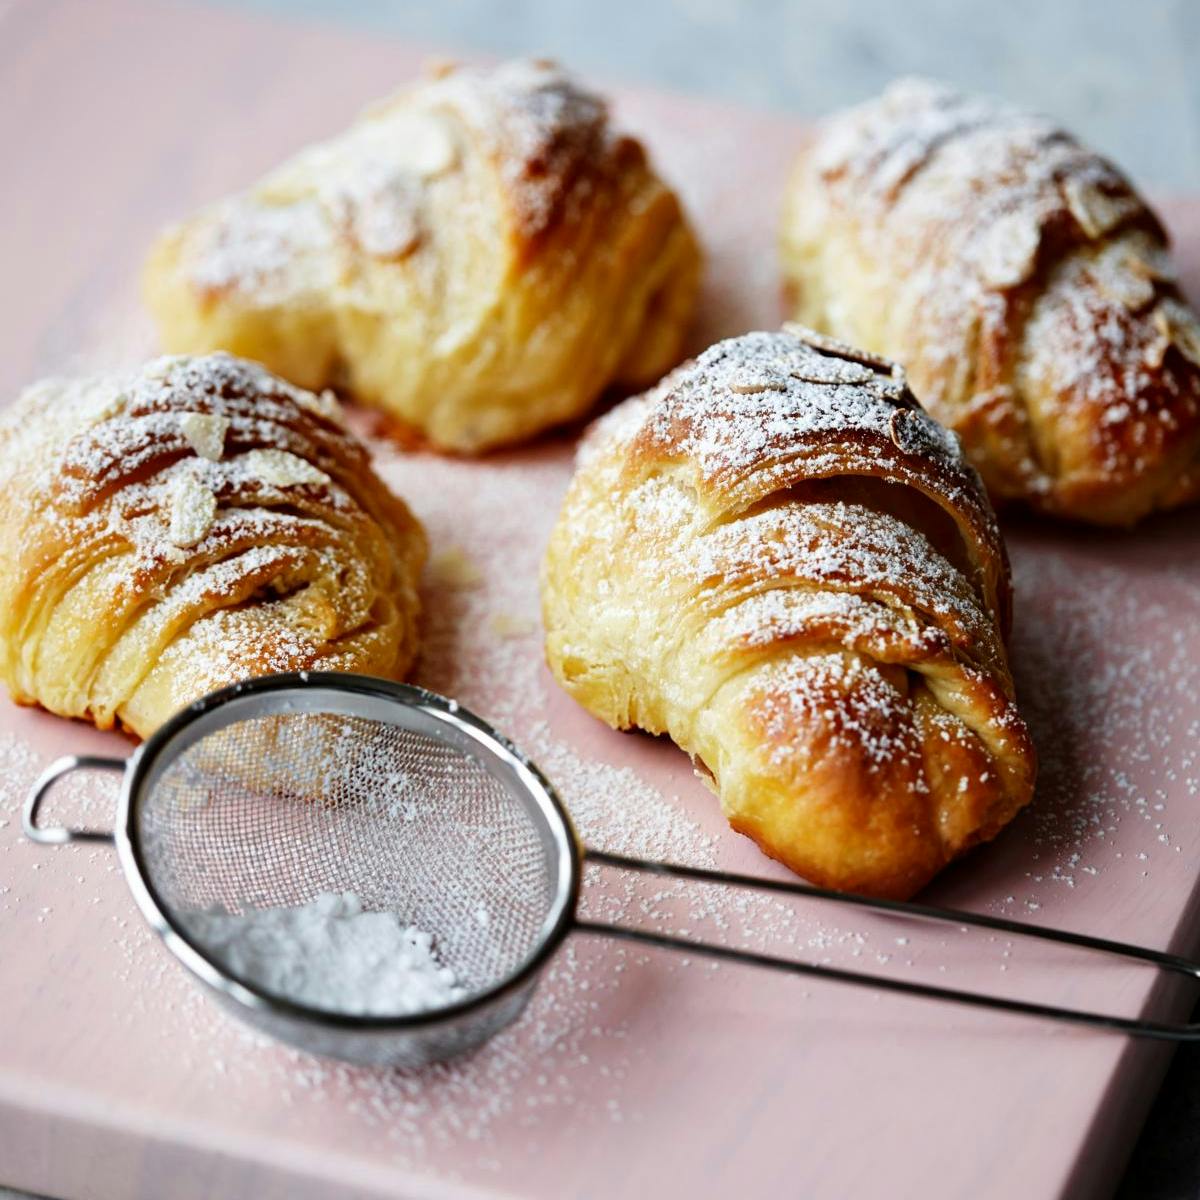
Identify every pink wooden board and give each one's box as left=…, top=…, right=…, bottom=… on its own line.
left=2, top=2, right=1200, bottom=1197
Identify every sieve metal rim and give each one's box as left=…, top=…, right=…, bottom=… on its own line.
left=114, top=671, right=583, bottom=1032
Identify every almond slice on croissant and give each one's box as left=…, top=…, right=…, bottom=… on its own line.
left=144, top=59, right=701, bottom=455
left=781, top=78, right=1200, bottom=525
left=542, top=327, right=1035, bottom=899
left=0, top=353, right=424, bottom=738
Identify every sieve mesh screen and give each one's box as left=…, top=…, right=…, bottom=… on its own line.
left=136, top=709, right=560, bottom=1006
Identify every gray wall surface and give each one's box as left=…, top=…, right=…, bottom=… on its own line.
left=211, top=0, right=1200, bottom=189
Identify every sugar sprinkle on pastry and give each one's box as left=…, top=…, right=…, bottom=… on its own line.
left=782, top=77, right=1200, bottom=524
left=144, top=59, right=701, bottom=453
left=0, top=353, right=425, bottom=738
left=544, top=326, right=1035, bottom=899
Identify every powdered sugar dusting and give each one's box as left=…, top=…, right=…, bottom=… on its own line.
left=612, top=329, right=1007, bottom=622
left=692, top=499, right=992, bottom=654
left=2, top=428, right=1197, bottom=1180
left=999, top=542, right=1200, bottom=908
left=637, top=328, right=966, bottom=483
left=188, top=200, right=332, bottom=297
left=788, top=78, right=1200, bottom=514
left=181, top=59, right=615, bottom=299
left=754, top=651, right=924, bottom=773
left=417, top=58, right=610, bottom=239
left=0, top=353, right=422, bottom=734
left=182, top=892, right=467, bottom=1017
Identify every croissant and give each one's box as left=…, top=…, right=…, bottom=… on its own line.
left=780, top=78, right=1200, bottom=525
left=542, top=327, right=1035, bottom=898
left=144, top=58, right=701, bottom=455
left=0, top=353, right=425, bottom=738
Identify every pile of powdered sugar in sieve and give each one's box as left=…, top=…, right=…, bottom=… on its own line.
left=181, top=891, right=467, bottom=1017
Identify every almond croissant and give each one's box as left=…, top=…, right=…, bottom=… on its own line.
left=0, top=354, right=425, bottom=738
left=781, top=78, right=1200, bottom=525
left=542, top=327, right=1035, bottom=899
left=144, top=59, right=701, bottom=454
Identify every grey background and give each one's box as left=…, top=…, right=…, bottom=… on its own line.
left=5, top=1, right=1198, bottom=1197
left=213, top=0, right=1200, bottom=189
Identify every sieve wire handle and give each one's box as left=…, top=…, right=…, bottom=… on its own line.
left=23, top=755, right=125, bottom=846
left=575, top=849, right=1200, bottom=1041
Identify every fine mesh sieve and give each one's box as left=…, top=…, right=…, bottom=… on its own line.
left=23, top=672, right=1200, bottom=1066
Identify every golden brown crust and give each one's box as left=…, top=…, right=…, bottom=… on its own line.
left=0, top=354, right=425, bottom=738
left=781, top=78, right=1200, bottom=525
left=542, top=327, right=1035, bottom=899
left=144, top=59, right=701, bottom=454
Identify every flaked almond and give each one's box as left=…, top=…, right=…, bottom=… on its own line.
left=179, top=411, right=229, bottom=461
left=1063, top=174, right=1139, bottom=239
left=167, top=469, right=217, bottom=548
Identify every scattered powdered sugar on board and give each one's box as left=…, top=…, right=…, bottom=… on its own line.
left=181, top=891, right=466, bottom=1016
left=999, top=536, right=1200, bottom=911
left=3, top=424, right=1198, bottom=1178
left=2, top=284, right=1198, bottom=1186
left=2, top=63, right=1198, bottom=1196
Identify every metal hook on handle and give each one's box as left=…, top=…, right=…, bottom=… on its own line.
left=576, top=849, right=1200, bottom=1042
left=23, top=755, right=126, bottom=846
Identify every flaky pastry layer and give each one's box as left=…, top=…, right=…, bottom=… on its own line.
left=542, top=327, right=1035, bottom=898
left=781, top=79, right=1200, bottom=524
left=0, top=354, right=425, bottom=738
left=145, top=59, right=701, bottom=454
